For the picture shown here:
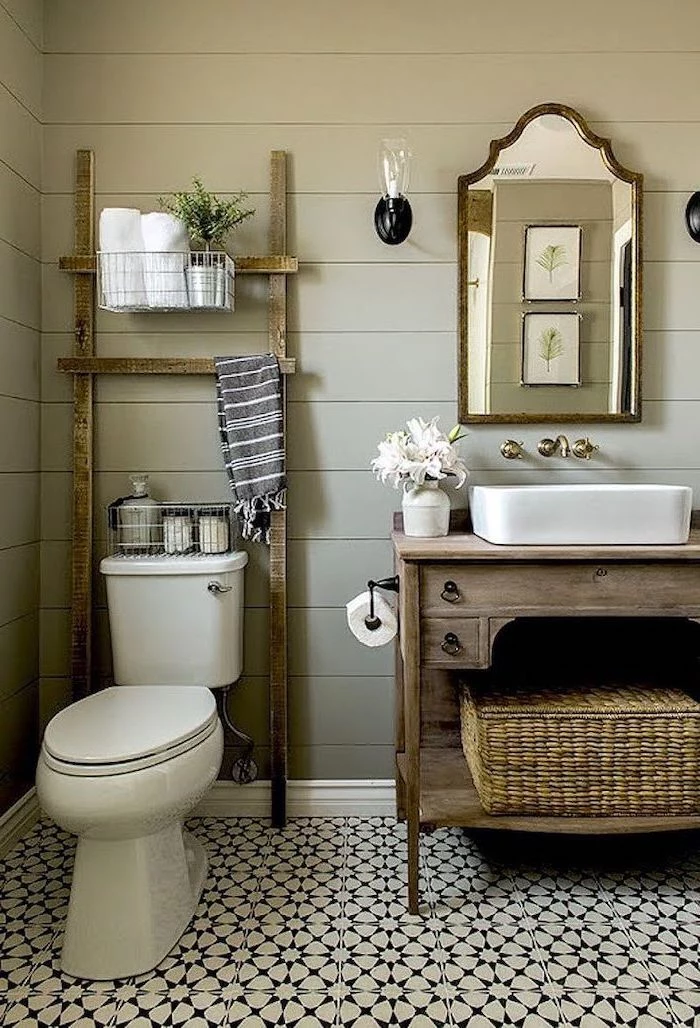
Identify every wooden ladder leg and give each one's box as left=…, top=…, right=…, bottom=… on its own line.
left=268, top=150, right=289, bottom=827
left=69, top=150, right=96, bottom=701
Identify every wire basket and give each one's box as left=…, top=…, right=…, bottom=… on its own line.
left=97, top=251, right=235, bottom=312
left=107, top=501, right=237, bottom=557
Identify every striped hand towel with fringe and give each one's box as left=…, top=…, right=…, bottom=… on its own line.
left=215, top=354, right=286, bottom=544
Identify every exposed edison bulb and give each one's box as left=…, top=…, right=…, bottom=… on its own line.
left=378, top=138, right=411, bottom=199
left=375, top=138, right=413, bottom=245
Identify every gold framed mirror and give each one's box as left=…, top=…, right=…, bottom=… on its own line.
left=458, top=102, right=642, bottom=424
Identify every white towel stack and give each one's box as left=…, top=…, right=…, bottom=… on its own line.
left=140, top=212, right=190, bottom=308
left=98, top=208, right=146, bottom=309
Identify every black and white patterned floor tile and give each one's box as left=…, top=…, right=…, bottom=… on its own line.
left=532, top=922, right=652, bottom=993
left=0, top=925, right=58, bottom=994
left=4, top=816, right=700, bottom=1026
left=1, top=870, right=71, bottom=930
left=129, top=918, right=247, bottom=995
left=227, top=991, right=338, bottom=1027
left=2, top=986, right=121, bottom=1026
left=343, top=818, right=404, bottom=842
left=448, top=990, right=562, bottom=1027
left=438, top=920, right=547, bottom=993
left=343, top=892, right=431, bottom=924
left=625, top=922, right=700, bottom=991
left=556, top=991, right=676, bottom=1027
left=598, top=871, right=700, bottom=928
left=662, top=991, right=700, bottom=1027
left=337, top=990, right=450, bottom=1027
left=113, top=990, right=229, bottom=1027
left=21, top=931, right=130, bottom=997
left=513, top=871, right=618, bottom=925
left=340, top=920, right=443, bottom=994
left=236, top=921, right=341, bottom=993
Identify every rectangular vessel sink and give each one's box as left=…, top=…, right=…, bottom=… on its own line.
left=469, top=484, right=693, bottom=546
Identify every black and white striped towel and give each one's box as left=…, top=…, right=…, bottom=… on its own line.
left=215, top=354, right=286, bottom=544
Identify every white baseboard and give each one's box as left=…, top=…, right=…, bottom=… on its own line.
left=194, top=779, right=396, bottom=818
left=0, top=787, right=40, bottom=856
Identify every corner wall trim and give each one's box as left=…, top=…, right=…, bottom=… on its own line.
left=194, top=779, right=396, bottom=818
left=0, top=787, right=40, bottom=856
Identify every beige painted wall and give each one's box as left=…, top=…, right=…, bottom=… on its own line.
left=0, top=0, right=42, bottom=814
left=38, top=1, right=700, bottom=781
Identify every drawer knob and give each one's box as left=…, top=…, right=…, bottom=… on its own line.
left=596, top=567, right=608, bottom=578
left=441, top=580, right=461, bottom=603
left=441, top=632, right=462, bottom=656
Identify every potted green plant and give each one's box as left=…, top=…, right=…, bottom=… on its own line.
left=159, top=178, right=255, bottom=309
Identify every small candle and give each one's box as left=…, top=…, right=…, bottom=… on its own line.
left=198, top=516, right=229, bottom=554
left=163, top=514, right=193, bottom=554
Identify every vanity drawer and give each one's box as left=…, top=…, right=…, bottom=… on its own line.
left=421, top=618, right=484, bottom=668
left=421, top=563, right=700, bottom=616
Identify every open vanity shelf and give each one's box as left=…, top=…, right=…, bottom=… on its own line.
left=396, top=749, right=700, bottom=834
left=393, top=516, right=700, bottom=912
left=59, top=149, right=297, bottom=825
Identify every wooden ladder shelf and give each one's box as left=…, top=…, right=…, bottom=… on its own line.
left=58, top=149, right=298, bottom=826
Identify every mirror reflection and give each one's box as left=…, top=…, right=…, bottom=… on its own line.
left=458, top=104, right=642, bottom=424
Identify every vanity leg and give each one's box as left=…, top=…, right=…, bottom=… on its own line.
left=401, top=562, right=422, bottom=913
left=395, top=640, right=406, bottom=820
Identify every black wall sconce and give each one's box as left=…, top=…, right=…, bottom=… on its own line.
left=374, top=138, right=412, bottom=245
left=686, top=192, right=700, bottom=243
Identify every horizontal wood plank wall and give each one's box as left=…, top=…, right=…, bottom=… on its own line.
left=41, top=1, right=700, bottom=780
left=0, top=0, right=42, bottom=814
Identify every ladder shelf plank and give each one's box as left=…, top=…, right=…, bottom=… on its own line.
left=57, top=356, right=296, bottom=376
left=59, top=254, right=298, bottom=275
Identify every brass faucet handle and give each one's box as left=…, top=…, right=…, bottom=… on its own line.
left=572, top=437, right=599, bottom=460
left=500, top=439, right=525, bottom=460
left=537, top=438, right=558, bottom=457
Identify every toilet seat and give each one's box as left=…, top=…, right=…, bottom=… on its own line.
left=42, top=685, right=219, bottom=777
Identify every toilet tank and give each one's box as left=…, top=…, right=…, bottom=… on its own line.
left=100, top=552, right=248, bottom=688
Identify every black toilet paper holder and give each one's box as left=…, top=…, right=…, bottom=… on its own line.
left=364, top=575, right=399, bottom=631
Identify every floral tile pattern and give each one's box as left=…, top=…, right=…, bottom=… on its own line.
left=2, top=816, right=699, bottom=1025
left=2, top=988, right=120, bottom=1026
left=557, top=991, right=675, bottom=1026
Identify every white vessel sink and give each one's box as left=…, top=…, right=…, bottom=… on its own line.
left=469, top=484, right=693, bottom=545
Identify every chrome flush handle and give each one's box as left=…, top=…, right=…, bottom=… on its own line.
left=208, top=580, right=232, bottom=594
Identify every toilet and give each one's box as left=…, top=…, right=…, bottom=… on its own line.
left=36, top=551, right=248, bottom=981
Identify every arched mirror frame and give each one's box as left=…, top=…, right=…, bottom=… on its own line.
left=457, top=102, right=643, bottom=424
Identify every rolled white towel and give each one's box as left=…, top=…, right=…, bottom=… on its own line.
left=141, top=212, right=189, bottom=308
left=99, top=207, right=144, bottom=251
left=98, top=207, right=146, bottom=309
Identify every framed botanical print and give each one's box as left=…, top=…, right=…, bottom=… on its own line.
left=523, top=224, right=582, bottom=301
left=521, top=312, right=581, bottom=386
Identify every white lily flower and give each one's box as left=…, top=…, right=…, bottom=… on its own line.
left=370, top=416, right=469, bottom=489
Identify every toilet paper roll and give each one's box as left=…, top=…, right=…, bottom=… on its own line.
left=346, top=591, right=398, bottom=648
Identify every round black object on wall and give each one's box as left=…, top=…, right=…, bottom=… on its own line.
left=686, top=192, right=700, bottom=243
left=374, top=196, right=413, bottom=245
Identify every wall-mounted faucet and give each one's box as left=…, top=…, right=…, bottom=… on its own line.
left=538, top=434, right=571, bottom=458
left=538, top=435, right=599, bottom=459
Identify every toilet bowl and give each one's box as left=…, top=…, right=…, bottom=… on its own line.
left=36, top=551, right=247, bottom=980
left=37, top=686, right=223, bottom=980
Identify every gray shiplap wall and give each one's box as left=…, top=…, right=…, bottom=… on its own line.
left=0, top=0, right=42, bottom=814
left=40, top=0, right=700, bottom=780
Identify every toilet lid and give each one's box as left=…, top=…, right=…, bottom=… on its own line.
left=43, top=686, right=218, bottom=766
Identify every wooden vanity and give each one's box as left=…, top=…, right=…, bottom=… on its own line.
left=393, top=517, right=700, bottom=912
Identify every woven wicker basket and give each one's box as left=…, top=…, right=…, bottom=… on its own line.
left=459, top=676, right=700, bottom=817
